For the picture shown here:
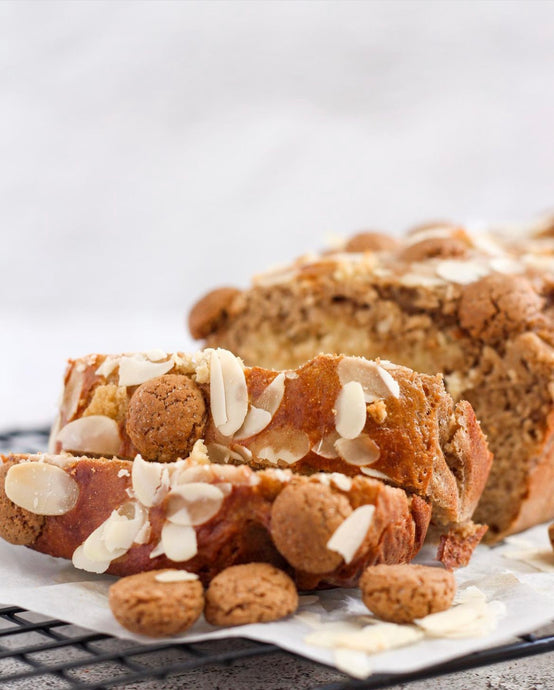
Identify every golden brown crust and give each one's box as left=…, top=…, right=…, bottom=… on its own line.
left=0, top=459, right=45, bottom=545
left=549, top=522, right=554, bottom=549
left=359, top=564, right=455, bottom=623
left=0, top=453, right=432, bottom=587
left=53, top=351, right=490, bottom=533
left=109, top=570, right=204, bottom=636
left=189, top=287, right=242, bottom=339
left=126, top=375, right=207, bottom=462
left=204, top=563, right=298, bottom=626
left=269, top=483, right=352, bottom=573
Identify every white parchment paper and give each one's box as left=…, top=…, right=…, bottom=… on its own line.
left=0, top=524, right=553, bottom=678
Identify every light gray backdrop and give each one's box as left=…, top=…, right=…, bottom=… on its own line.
left=1, top=0, right=553, bottom=425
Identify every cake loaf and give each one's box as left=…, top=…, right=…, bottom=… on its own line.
left=189, top=220, right=554, bottom=540
left=48, top=349, right=491, bottom=544
left=0, top=452, right=431, bottom=587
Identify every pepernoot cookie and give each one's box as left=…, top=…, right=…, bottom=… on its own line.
left=270, top=482, right=352, bottom=574
left=360, top=564, right=456, bottom=624
left=204, top=563, right=298, bottom=626
left=0, top=460, right=45, bottom=546
left=126, top=374, right=207, bottom=462
left=109, top=569, right=204, bottom=636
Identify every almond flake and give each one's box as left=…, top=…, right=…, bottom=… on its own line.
left=5, top=462, right=79, bottom=516
left=72, top=545, right=111, bottom=574
left=330, top=473, right=353, bottom=491
left=161, top=522, right=198, bottom=562
left=335, top=435, right=380, bottom=466
left=61, top=365, right=86, bottom=421
left=155, top=570, right=199, bottom=583
left=209, top=349, right=248, bottom=436
left=57, top=415, right=121, bottom=456
left=333, top=648, right=373, bottom=680
left=234, top=407, right=272, bottom=440
left=95, top=356, right=119, bottom=379
left=360, top=466, right=392, bottom=482
left=131, top=454, right=170, bottom=507
left=335, top=623, right=423, bottom=653
left=118, top=356, right=174, bottom=387
left=312, top=432, right=340, bottom=459
left=256, top=430, right=311, bottom=465
left=166, top=482, right=224, bottom=526
left=338, top=357, right=399, bottom=402
left=327, top=505, right=375, bottom=564
left=254, top=373, right=286, bottom=416
left=145, top=349, right=168, bottom=362
left=81, top=501, right=146, bottom=564
left=435, top=259, right=491, bottom=285
left=335, top=381, right=367, bottom=439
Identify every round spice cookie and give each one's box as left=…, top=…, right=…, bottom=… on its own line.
left=270, top=482, right=352, bottom=574
left=0, top=461, right=45, bottom=546
left=109, top=569, right=204, bottom=636
left=126, top=374, right=207, bottom=462
left=360, top=564, right=456, bottom=624
left=204, top=563, right=298, bottom=627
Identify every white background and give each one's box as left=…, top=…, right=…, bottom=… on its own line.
left=1, top=0, right=554, bottom=427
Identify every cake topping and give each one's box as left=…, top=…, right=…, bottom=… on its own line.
left=126, top=374, right=207, bottom=462
left=335, top=435, right=380, bottom=467
left=335, top=381, right=367, bottom=439
left=209, top=349, right=248, bottom=436
left=5, top=462, right=79, bottom=516
left=57, top=415, right=121, bottom=456
left=327, top=505, right=375, bottom=564
left=166, top=482, right=225, bottom=526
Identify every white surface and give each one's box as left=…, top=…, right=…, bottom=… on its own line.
left=1, top=0, right=554, bottom=426
left=0, top=524, right=553, bottom=679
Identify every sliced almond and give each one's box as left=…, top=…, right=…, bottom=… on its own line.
left=435, top=259, right=491, bottom=285
left=360, top=466, right=393, bottom=482
left=335, top=435, right=380, bottom=466
left=256, top=429, right=310, bottom=465
left=209, top=349, right=248, bottom=436
left=81, top=501, right=146, bottom=564
left=131, top=454, right=170, bottom=507
left=57, top=415, right=121, bottom=456
left=166, top=482, right=224, bottom=526
left=161, top=522, right=198, bottom=562
left=330, top=473, right=353, bottom=491
left=95, top=356, right=119, bottom=379
left=338, top=357, right=399, bottom=402
left=254, top=372, right=286, bottom=416
left=72, top=545, right=111, bottom=574
left=5, top=462, right=79, bottom=516
left=155, top=570, right=199, bottom=583
left=61, top=365, right=86, bottom=421
left=335, top=623, right=423, bottom=653
left=335, top=381, right=367, bottom=439
left=333, top=649, right=373, bottom=680
left=234, top=407, right=273, bottom=440
left=312, top=432, right=340, bottom=459
left=327, top=504, right=376, bottom=564
left=118, top=355, right=174, bottom=387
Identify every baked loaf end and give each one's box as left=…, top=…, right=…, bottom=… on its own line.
left=49, top=349, right=491, bottom=533
left=0, top=453, right=432, bottom=585
left=190, top=220, right=554, bottom=540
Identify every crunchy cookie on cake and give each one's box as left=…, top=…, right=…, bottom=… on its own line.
left=48, top=348, right=491, bottom=547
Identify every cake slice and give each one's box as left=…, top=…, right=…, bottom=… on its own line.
left=0, top=452, right=430, bottom=588
left=49, top=349, right=491, bottom=552
left=188, top=220, right=554, bottom=540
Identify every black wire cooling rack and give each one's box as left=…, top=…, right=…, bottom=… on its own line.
left=1, top=427, right=554, bottom=689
